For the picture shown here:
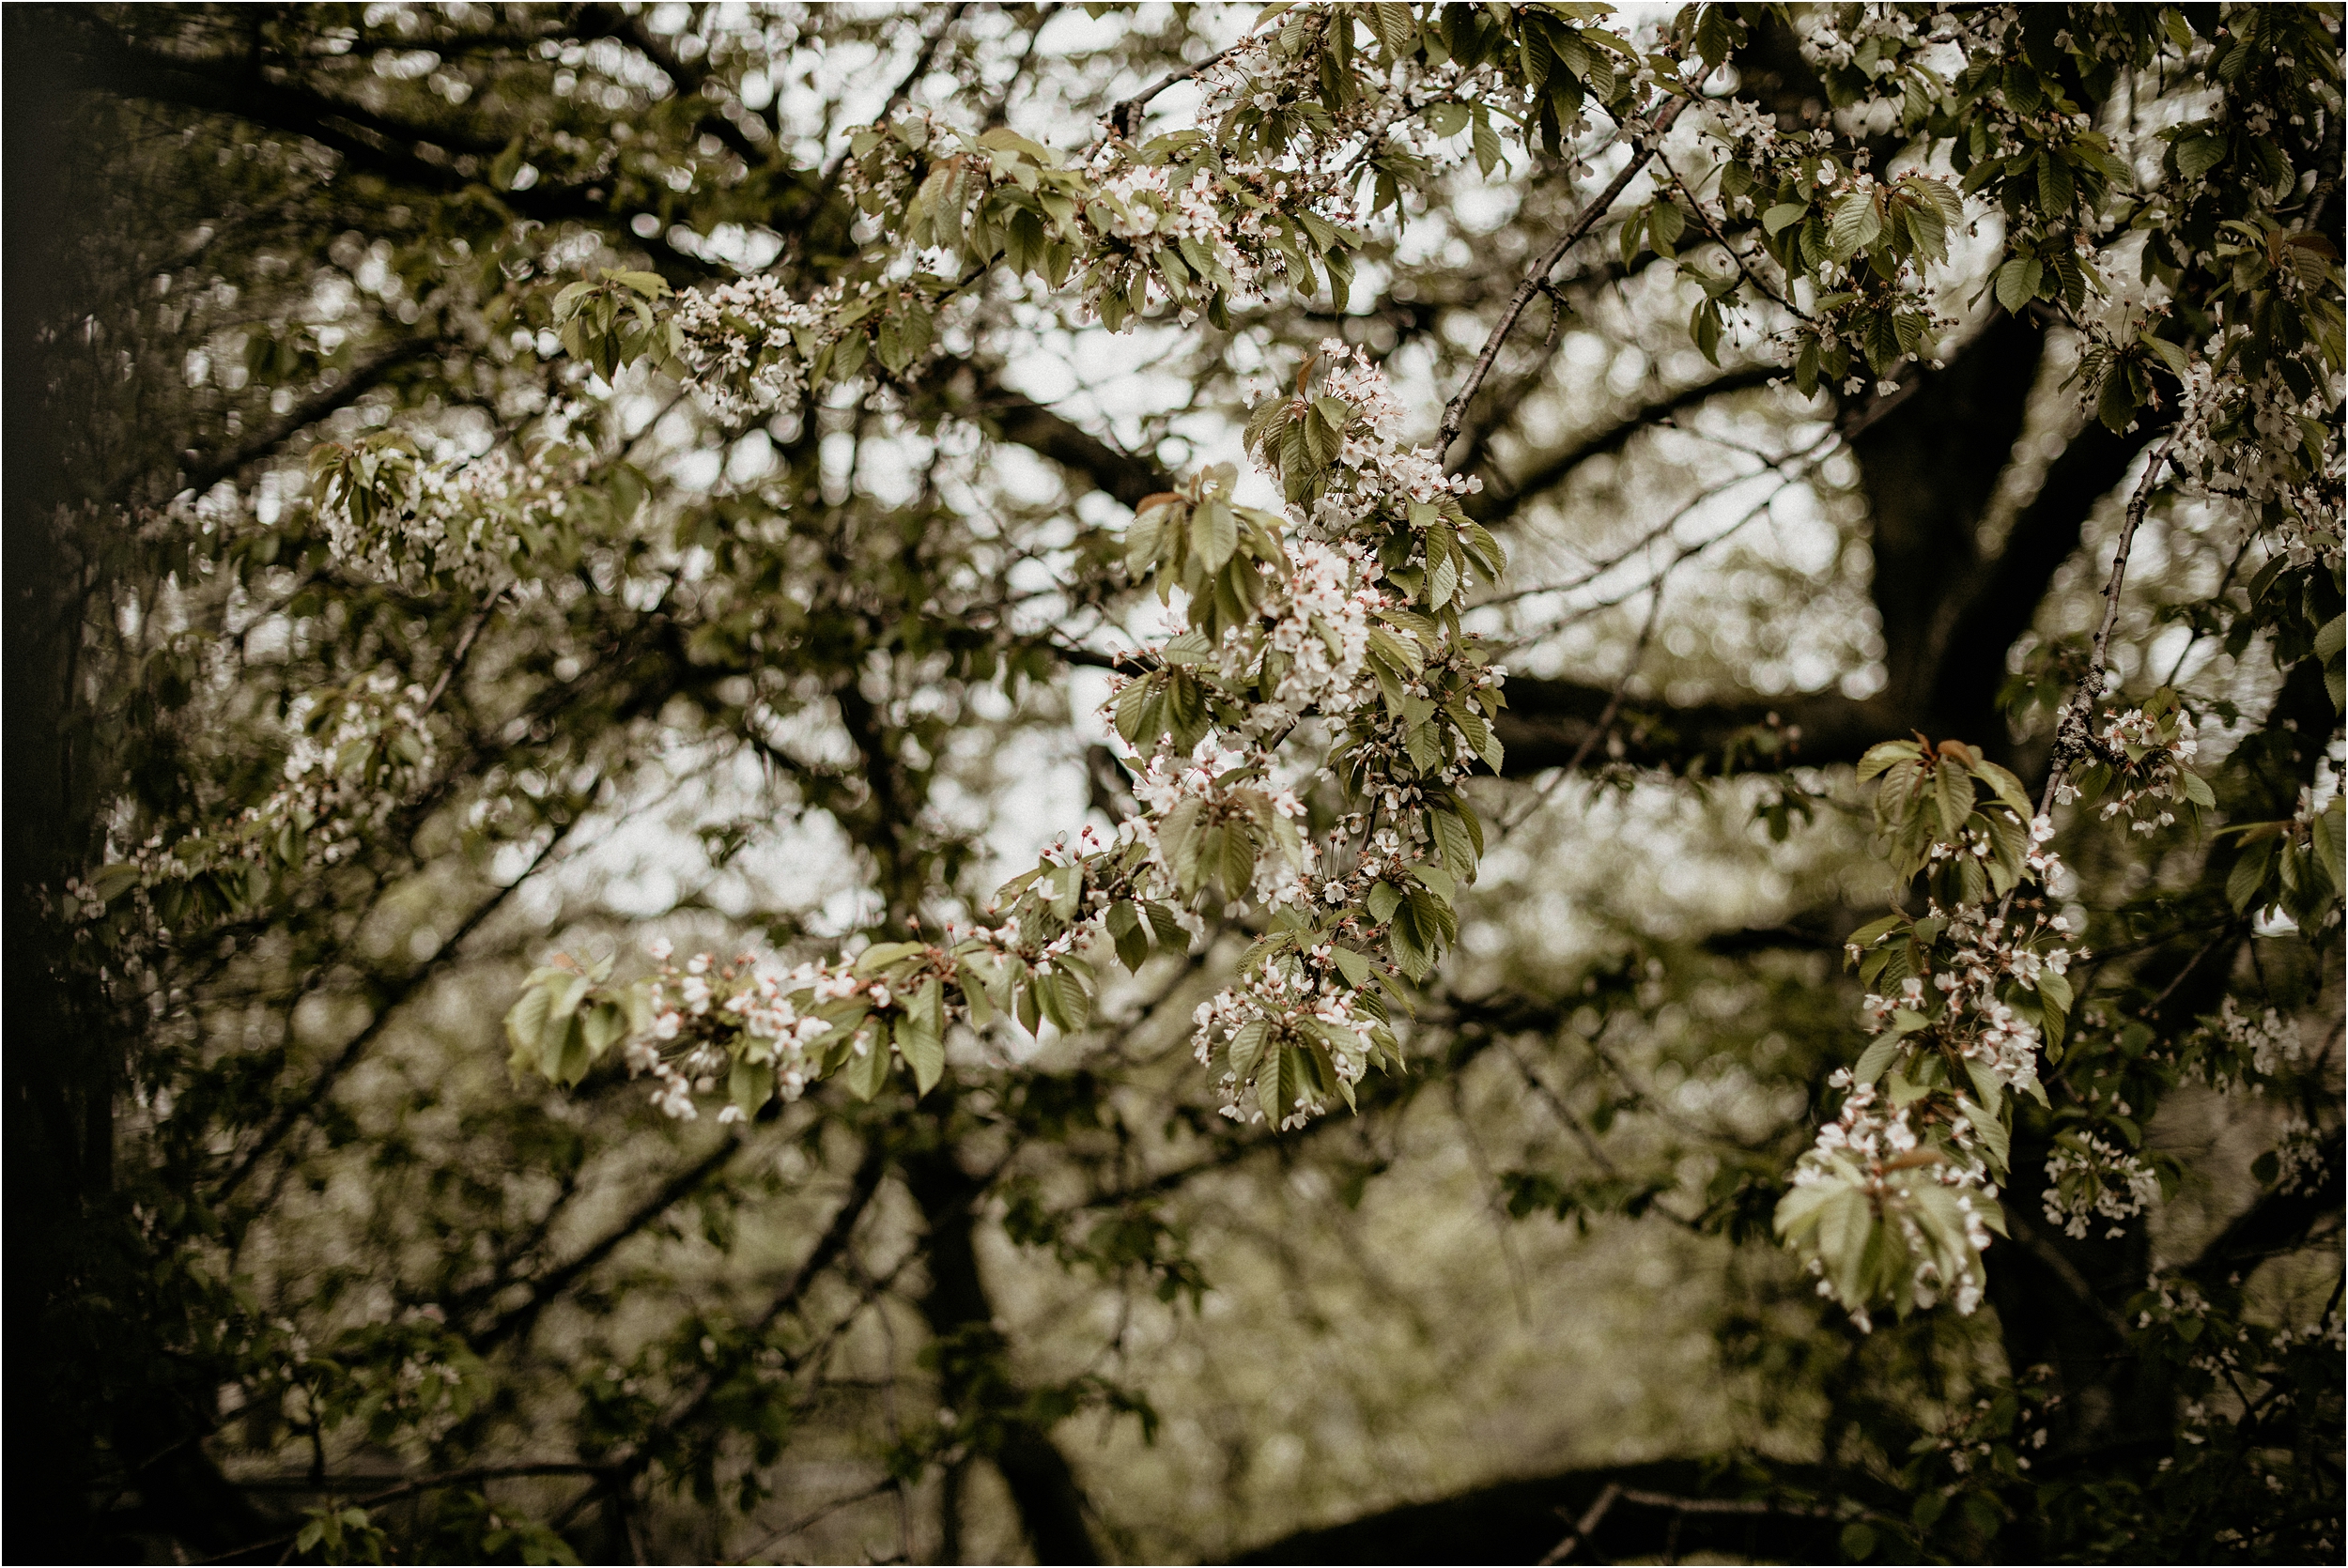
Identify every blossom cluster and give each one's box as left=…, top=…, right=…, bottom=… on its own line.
left=2195, top=994, right=2303, bottom=1092
left=2042, top=1131, right=2163, bottom=1240
left=628, top=940, right=848, bottom=1121
left=2052, top=700, right=2208, bottom=833
left=1066, top=19, right=1499, bottom=324
left=1215, top=537, right=1385, bottom=735
left=1862, top=904, right=2071, bottom=1103
left=2268, top=1116, right=2329, bottom=1197
left=2167, top=355, right=2346, bottom=569
left=1190, top=944, right=1382, bottom=1129
left=1301, top=343, right=1483, bottom=536
left=1786, top=756, right=2087, bottom=1323
left=74, top=671, right=440, bottom=930
left=1787, top=1082, right=1998, bottom=1326
left=669, top=274, right=842, bottom=423
left=1122, top=748, right=1314, bottom=907
left=317, top=410, right=595, bottom=591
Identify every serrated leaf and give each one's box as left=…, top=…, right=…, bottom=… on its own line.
left=898, top=1016, right=945, bottom=1097
left=1857, top=740, right=1919, bottom=780
left=730, top=1056, right=775, bottom=1116
left=1472, top=110, right=1503, bottom=177
left=1329, top=946, right=1374, bottom=988
left=1829, top=190, right=1882, bottom=256
left=1853, top=1035, right=1902, bottom=1086
left=2313, top=799, right=2345, bottom=890
left=1995, top=255, right=2042, bottom=314
left=2227, top=837, right=2277, bottom=913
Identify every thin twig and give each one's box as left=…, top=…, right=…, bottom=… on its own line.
left=1537, top=1482, right=1621, bottom=1564
left=420, top=585, right=507, bottom=713
left=1439, top=93, right=1691, bottom=467
left=816, top=3, right=971, bottom=189
left=1498, top=1034, right=1619, bottom=1177
left=2034, top=430, right=2184, bottom=821
left=1652, top=146, right=1808, bottom=322
left=1492, top=560, right=1676, bottom=838
left=1449, top=1074, right=1532, bottom=1326
left=1985, top=430, right=2182, bottom=932
left=732, top=1479, right=900, bottom=1565
left=1476, top=435, right=1827, bottom=610
left=1557, top=582, right=1666, bottom=779
left=192, top=1465, right=615, bottom=1563
left=1103, top=31, right=1260, bottom=141
left=213, top=815, right=582, bottom=1203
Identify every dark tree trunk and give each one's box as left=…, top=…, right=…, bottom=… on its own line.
left=900, top=1139, right=1103, bottom=1564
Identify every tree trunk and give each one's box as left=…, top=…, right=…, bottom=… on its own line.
left=900, top=1139, right=1102, bottom=1563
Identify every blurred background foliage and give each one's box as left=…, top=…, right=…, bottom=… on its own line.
left=4, top=3, right=2338, bottom=1563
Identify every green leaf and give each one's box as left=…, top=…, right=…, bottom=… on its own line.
left=1191, top=499, right=1238, bottom=572
left=2175, top=131, right=2226, bottom=183
left=898, top=1014, right=945, bottom=1097
left=1646, top=200, right=1686, bottom=254
left=1995, top=255, right=2042, bottom=314
left=1424, top=100, right=1470, bottom=137
left=1471, top=108, right=1504, bottom=177
left=1763, top=202, right=1808, bottom=237
left=1228, top=1018, right=1270, bottom=1079
left=2036, top=149, right=2075, bottom=213
left=843, top=1022, right=891, bottom=1100
left=730, top=1056, right=775, bottom=1116
left=2313, top=798, right=2345, bottom=891
left=1430, top=810, right=1479, bottom=880
left=543, top=1014, right=588, bottom=1085
left=1143, top=900, right=1189, bottom=950
left=1257, top=1042, right=1290, bottom=1122
left=1845, top=914, right=1907, bottom=950
left=855, top=941, right=927, bottom=975
left=1106, top=899, right=1151, bottom=972
left=1960, top=1096, right=2010, bottom=1172
left=1857, top=740, right=1919, bottom=780
left=1853, top=1035, right=1902, bottom=1087
left=960, top=961, right=996, bottom=1029
left=504, top=985, right=552, bottom=1075
left=1971, top=758, right=2034, bottom=819
left=603, top=268, right=672, bottom=299
left=2227, top=837, right=2278, bottom=913
left=1829, top=190, right=1882, bottom=256
left=2035, top=967, right=2072, bottom=1016
left=1933, top=760, right=1976, bottom=838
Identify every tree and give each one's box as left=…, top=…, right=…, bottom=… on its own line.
left=9, top=3, right=2340, bottom=1563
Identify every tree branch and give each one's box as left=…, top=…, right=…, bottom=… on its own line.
left=1924, top=407, right=2177, bottom=750
left=1104, top=33, right=1257, bottom=140
left=940, top=361, right=1172, bottom=508
left=2184, top=1156, right=2345, bottom=1290
left=472, top=1132, right=746, bottom=1353
left=1235, top=1456, right=1854, bottom=1566
left=1469, top=364, right=1784, bottom=527
left=174, top=336, right=437, bottom=500
left=1439, top=95, right=1690, bottom=468
left=2031, top=428, right=2181, bottom=817
left=572, top=4, right=768, bottom=167
left=212, top=820, right=579, bottom=1204
left=1492, top=678, right=1885, bottom=777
